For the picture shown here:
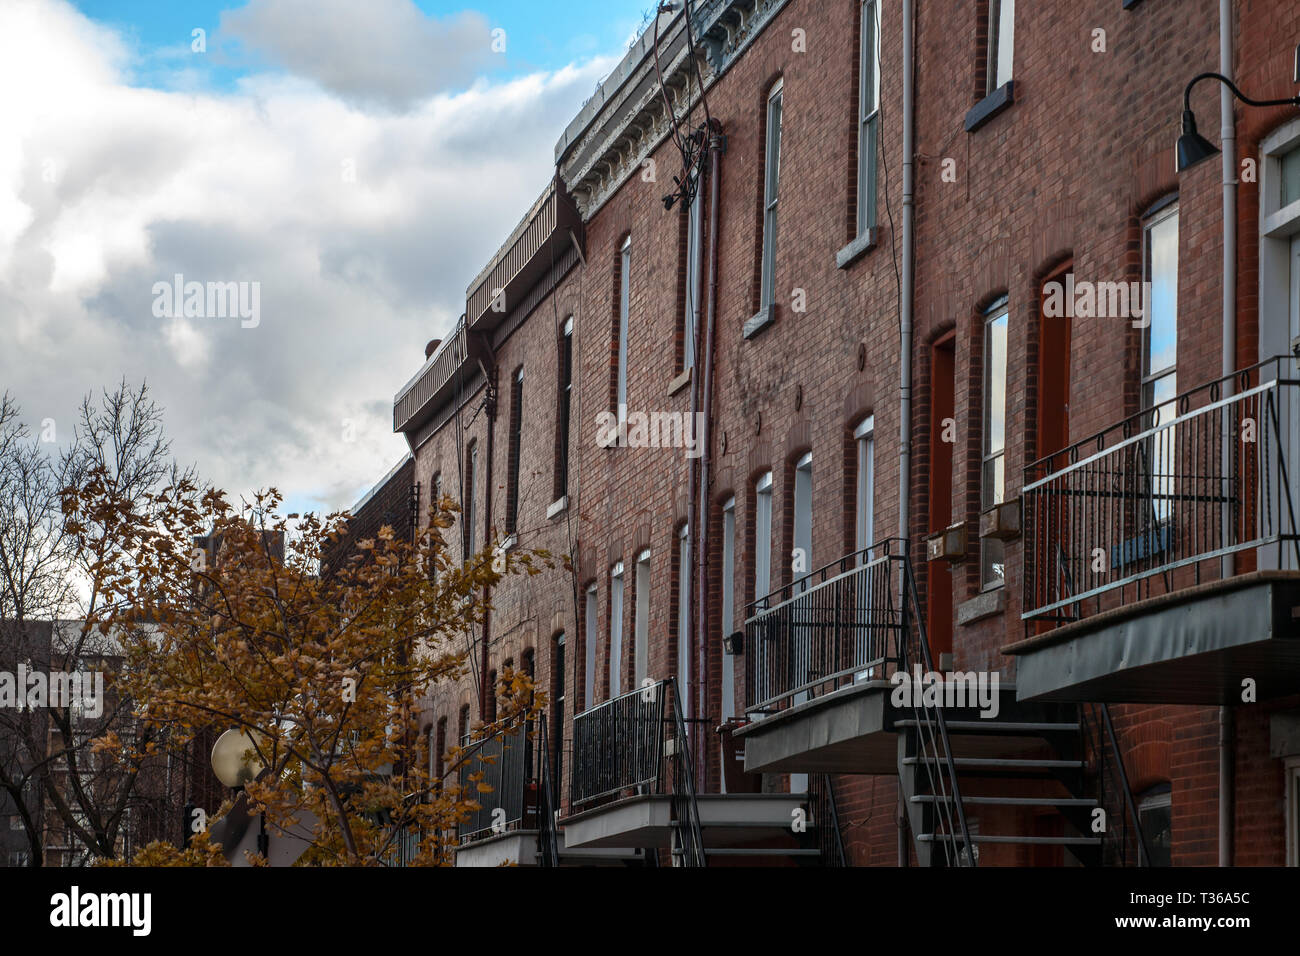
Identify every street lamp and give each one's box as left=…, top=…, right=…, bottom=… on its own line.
left=1175, top=72, right=1300, bottom=173
left=210, top=728, right=268, bottom=856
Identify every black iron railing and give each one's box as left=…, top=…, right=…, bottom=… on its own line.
left=1023, top=357, right=1300, bottom=626
left=808, top=773, right=847, bottom=866
left=1081, top=703, right=1149, bottom=867
left=458, top=716, right=557, bottom=856
left=570, top=678, right=705, bottom=866
left=743, top=539, right=906, bottom=715
left=535, top=715, right=560, bottom=866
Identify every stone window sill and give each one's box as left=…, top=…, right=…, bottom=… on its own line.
left=836, top=227, right=879, bottom=270
left=965, top=80, right=1014, bottom=133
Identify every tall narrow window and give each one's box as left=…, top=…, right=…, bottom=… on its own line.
left=616, top=236, right=631, bottom=437
left=551, top=634, right=565, bottom=803
left=609, top=562, right=625, bottom=698
left=855, top=416, right=875, bottom=556
left=793, top=453, right=813, bottom=590
left=676, top=524, right=691, bottom=715
left=584, top=584, right=597, bottom=710
left=720, top=497, right=736, bottom=723
left=634, top=549, right=651, bottom=689
left=981, top=300, right=1009, bottom=589
left=434, top=717, right=447, bottom=785
left=760, top=80, right=784, bottom=311
left=556, top=317, right=573, bottom=499
left=986, top=0, right=1014, bottom=94
left=857, top=0, right=880, bottom=236
left=1138, top=786, right=1173, bottom=867
left=1143, top=202, right=1179, bottom=524
left=506, top=366, right=524, bottom=536
left=486, top=669, right=497, bottom=722
left=754, top=471, right=774, bottom=600
left=684, top=180, right=703, bottom=372
left=464, top=441, right=478, bottom=558
left=458, top=704, right=470, bottom=747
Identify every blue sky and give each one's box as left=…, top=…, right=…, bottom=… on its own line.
left=1, top=0, right=653, bottom=518
left=71, top=0, right=655, bottom=92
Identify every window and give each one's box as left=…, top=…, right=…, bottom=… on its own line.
left=458, top=704, right=470, bottom=747
left=793, top=452, right=813, bottom=590
left=634, top=549, right=651, bottom=690
left=684, top=182, right=703, bottom=372
left=720, top=497, right=736, bottom=722
left=464, top=441, right=478, bottom=558
left=1284, top=147, right=1300, bottom=207
left=506, top=367, right=524, bottom=536
left=486, top=669, right=497, bottom=722
left=986, top=0, right=1014, bottom=94
left=760, top=80, right=784, bottom=312
left=556, top=317, right=573, bottom=498
left=434, top=717, right=447, bottom=784
left=584, top=584, right=597, bottom=709
left=1138, top=785, right=1172, bottom=867
left=855, top=416, right=875, bottom=557
left=616, top=236, right=631, bottom=437
left=1142, top=202, right=1179, bottom=523
left=754, top=471, right=774, bottom=600
left=551, top=634, right=565, bottom=800
left=609, top=562, right=625, bottom=698
left=857, top=1, right=880, bottom=236
left=981, top=299, right=1009, bottom=589
left=677, top=524, right=691, bottom=714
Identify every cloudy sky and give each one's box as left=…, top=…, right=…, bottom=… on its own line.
left=0, top=0, right=649, bottom=515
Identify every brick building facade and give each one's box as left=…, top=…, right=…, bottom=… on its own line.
left=369, top=0, right=1300, bottom=866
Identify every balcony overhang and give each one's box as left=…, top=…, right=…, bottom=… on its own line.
left=559, top=792, right=805, bottom=850
left=392, top=323, right=491, bottom=438
left=735, top=680, right=899, bottom=776
left=454, top=829, right=643, bottom=867
left=1005, top=571, right=1300, bottom=704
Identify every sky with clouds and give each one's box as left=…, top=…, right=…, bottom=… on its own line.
left=0, top=0, right=651, bottom=515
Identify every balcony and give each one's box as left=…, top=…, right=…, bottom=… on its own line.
left=559, top=679, right=828, bottom=864
left=392, top=321, right=491, bottom=439
left=1010, top=357, right=1300, bottom=704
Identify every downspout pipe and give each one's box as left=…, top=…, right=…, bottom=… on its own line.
left=1218, top=0, right=1236, bottom=868
left=898, top=0, right=916, bottom=868
left=695, top=120, right=724, bottom=788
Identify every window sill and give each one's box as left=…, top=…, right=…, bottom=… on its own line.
left=836, top=227, right=879, bottom=270
left=956, top=587, right=1006, bottom=626
left=743, top=304, right=776, bottom=340
left=964, top=80, right=1014, bottom=133
left=546, top=496, right=568, bottom=520
left=501, top=533, right=519, bottom=553
left=668, top=367, right=692, bottom=396
left=1123, top=0, right=1144, bottom=9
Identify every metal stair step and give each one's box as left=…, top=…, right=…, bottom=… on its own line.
left=917, top=833, right=1103, bottom=846
left=694, top=847, right=822, bottom=857
left=903, top=756, right=1084, bottom=770
left=895, top=719, right=1080, bottom=734
left=909, top=794, right=1097, bottom=807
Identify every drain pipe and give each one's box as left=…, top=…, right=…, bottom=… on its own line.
left=1217, top=0, right=1236, bottom=868
left=476, top=338, right=499, bottom=721
left=897, top=0, right=917, bottom=868
left=695, top=120, right=724, bottom=788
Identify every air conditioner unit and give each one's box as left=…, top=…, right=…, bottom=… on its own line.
left=926, top=523, right=967, bottom=562
left=980, top=499, right=1021, bottom=540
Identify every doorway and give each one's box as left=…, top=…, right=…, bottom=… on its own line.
left=927, top=334, right=955, bottom=660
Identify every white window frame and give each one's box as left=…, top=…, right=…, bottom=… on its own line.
left=685, top=182, right=703, bottom=371
left=760, top=80, right=783, bottom=311
left=793, top=452, right=813, bottom=591
left=1141, top=201, right=1180, bottom=528
left=609, top=562, right=625, bottom=699
left=676, top=525, right=691, bottom=714
left=465, top=442, right=478, bottom=558
left=855, top=415, right=875, bottom=558
left=986, top=0, right=1014, bottom=94
left=981, top=300, right=1009, bottom=589
left=720, top=497, right=737, bottom=723
left=857, top=0, right=880, bottom=237
left=754, top=471, right=774, bottom=601
left=634, top=549, right=651, bottom=690
left=617, top=235, right=631, bottom=439
left=584, top=584, right=598, bottom=709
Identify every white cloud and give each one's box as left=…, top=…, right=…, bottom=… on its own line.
left=220, top=0, right=498, bottom=111
left=0, top=0, right=616, bottom=514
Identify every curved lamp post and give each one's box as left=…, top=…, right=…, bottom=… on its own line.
left=1176, top=72, right=1300, bottom=173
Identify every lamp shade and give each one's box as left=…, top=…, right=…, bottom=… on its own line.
left=211, top=728, right=265, bottom=788
left=1176, top=109, right=1220, bottom=173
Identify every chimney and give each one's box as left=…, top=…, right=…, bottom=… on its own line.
left=425, top=339, right=442, bottom=359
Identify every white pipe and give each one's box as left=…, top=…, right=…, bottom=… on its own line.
left=1218, top=0, right=1236, bottom=869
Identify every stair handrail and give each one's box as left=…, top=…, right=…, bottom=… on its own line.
left=667, top=677, right=707, bottom=867
left=535, top=714, right=560, bottom=867
left=901, top=550, right=976, bottom=866
left=811, top=773, right=848, bottom=866
left=1100, top=703, right=1150, bottom=867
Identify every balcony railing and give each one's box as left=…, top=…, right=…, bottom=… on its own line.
left=744, top=539, right=907, bottom=716
left=458, top=717, right=541, bottom=844
left=1023, top=357, right=1300, bottom=626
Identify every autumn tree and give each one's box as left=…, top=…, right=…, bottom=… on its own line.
left=67, top=474, right=558, bottom=866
